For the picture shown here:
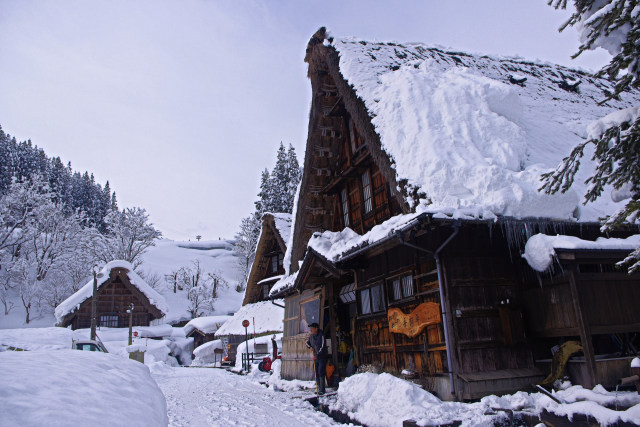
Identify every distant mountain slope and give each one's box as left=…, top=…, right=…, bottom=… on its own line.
left=139, top=239, right=244, bottom=325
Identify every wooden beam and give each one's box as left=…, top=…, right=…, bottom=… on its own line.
left=568, top=265, right=597, bottom=388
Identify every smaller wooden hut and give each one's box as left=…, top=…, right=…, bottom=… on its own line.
left=243, top=213, right=291, bottom=305
left=55, top=261, right=168, bottom=330
left=183, top=315, right=232, bottom=349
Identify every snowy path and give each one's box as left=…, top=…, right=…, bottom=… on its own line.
left=151, top=366, right=339, bottom=426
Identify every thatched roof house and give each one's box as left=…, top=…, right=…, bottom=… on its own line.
left=271, top=28, right=640, bottom=399
left=242, top=213, right=291, bottom=306
left=55, top=261, right=168, bottom=330
left=183, top=315, right=232, bottom=349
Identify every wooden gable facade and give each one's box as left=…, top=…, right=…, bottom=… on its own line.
left=57, top=265, right=164, bottom=330
left=275, top=28, right=640, bottom=401
left=243, top=213, right=289, bottom=306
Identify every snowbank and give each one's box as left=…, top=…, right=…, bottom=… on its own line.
left=330, top=372, right=640, bottom=427
left=54, top=260, right=168, bottom=323
left=331, top=37, right=640, bottom=221
left=215, top=300, right=283, bottom=337
left=183, top=315, right=232, bottom=336
left=523, top=233, right=640, bottom=272
left=134, top=324, right=175, bottom=338
left=0, top=350, right=168, bottom=426
left=192, top=339, right=225, bottom=365
left=267, top=358, right=316, bottom=392
left=0, top=327, right=74, bottom=351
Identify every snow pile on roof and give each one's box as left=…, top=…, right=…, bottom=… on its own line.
left=271, top=213, right=292, bottom=244
left=215, top=300, right=283, bottom=336
left=133, top=324, right=175, bottom=338
left=183, top=315, right=232, bottom=336
left=331, top=38, right=640, bottom=222
left=192, top=339, right=225, bottom=365
left=0, top=350, right=168, bottom=426
left=0, top=327, right=73, bottom=351
left=308, top=213, right=421, bottom=262
left=54, top=260, right=169, bottom=323
left=268, top=270, right=299, bottom=297
left=523, top=233, right=640, bottom=272
left=330, top=372, right=640, bottom=427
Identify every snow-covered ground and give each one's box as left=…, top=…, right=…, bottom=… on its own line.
left=150, top=364, right=338, bottom=426
left=0, top=350, right=168, bottom=426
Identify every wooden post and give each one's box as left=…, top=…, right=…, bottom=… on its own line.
left=568, top=266, right=597, bottom=388
left=90, top=269, right=97, bottom=341
left=128, top=303, right=134, bottom=346
left=327, top=282, right=339, bottom=372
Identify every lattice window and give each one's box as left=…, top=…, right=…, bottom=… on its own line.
left=100, top=315, right=118, bottom=328
left=341, top=188, right=350, bottom=227
left=362, top=170, right=372, bottom=214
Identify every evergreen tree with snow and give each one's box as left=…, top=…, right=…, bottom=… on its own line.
left=543, top=0, right=640, bottom=273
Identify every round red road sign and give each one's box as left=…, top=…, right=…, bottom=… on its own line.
left=242, top=319, right=250, bottom=328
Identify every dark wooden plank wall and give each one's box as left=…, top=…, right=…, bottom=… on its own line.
left=354, top=245, right=447, bottom=376
left=72, top=280, right=152, bottom=329
left=443, top=227, right=536, bottom=375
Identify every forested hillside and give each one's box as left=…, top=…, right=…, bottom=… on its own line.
left=0, top=125, right=116, bottom=230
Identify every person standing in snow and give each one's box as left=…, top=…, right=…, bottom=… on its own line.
left=306, top=322, right=327, bottom=395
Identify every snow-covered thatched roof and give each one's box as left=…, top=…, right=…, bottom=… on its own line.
left=183, top=315, right=232, bottom=336
left=270, top=213, right=292, bottom=245
left=54, top=260, right=168, bottom=323
left=242, top=213, right=292, bottom=305
left=214, top=301, right=283, bottom=337
left=326, top=34, right=640, bottom=222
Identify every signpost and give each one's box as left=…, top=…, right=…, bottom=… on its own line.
left=242, top=319, right=250, bottom=372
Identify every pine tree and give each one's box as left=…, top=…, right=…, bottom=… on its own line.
left=544, top=1, right=640, bottom=273
left=285, top=143, right=302, bottom=212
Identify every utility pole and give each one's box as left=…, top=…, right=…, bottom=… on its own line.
left=127, top=303, right=135, bottom=345
left=90, top=267, right=98, bottom=340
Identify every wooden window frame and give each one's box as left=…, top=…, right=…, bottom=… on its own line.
left=358, top=282, right=386, bottom=316
left=362, top=170, right=373, bottom=215
left=341, top=188, right=350, bottom=227
left=100, top=314, right=118, bottom=328
left=388, top=272, right=416, bottom=304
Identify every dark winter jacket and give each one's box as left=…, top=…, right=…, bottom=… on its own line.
left=306, top=329, right=328, bottom=359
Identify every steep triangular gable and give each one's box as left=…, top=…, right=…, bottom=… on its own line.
left=289, top=28, right=407, bottom=273
left=242, top=213, right=290, bottom=305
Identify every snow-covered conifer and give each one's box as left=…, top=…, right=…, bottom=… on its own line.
left=544, top=0, right=640, bottom=273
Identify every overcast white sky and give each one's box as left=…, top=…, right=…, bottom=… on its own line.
left=0, top=0, right=611, bottom=241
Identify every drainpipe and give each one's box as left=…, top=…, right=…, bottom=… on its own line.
left=270, top=298, right=285, bottom=308
left=396, top=219, right=460, bottom=398
left=434, top=221, right=460, bottom=398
